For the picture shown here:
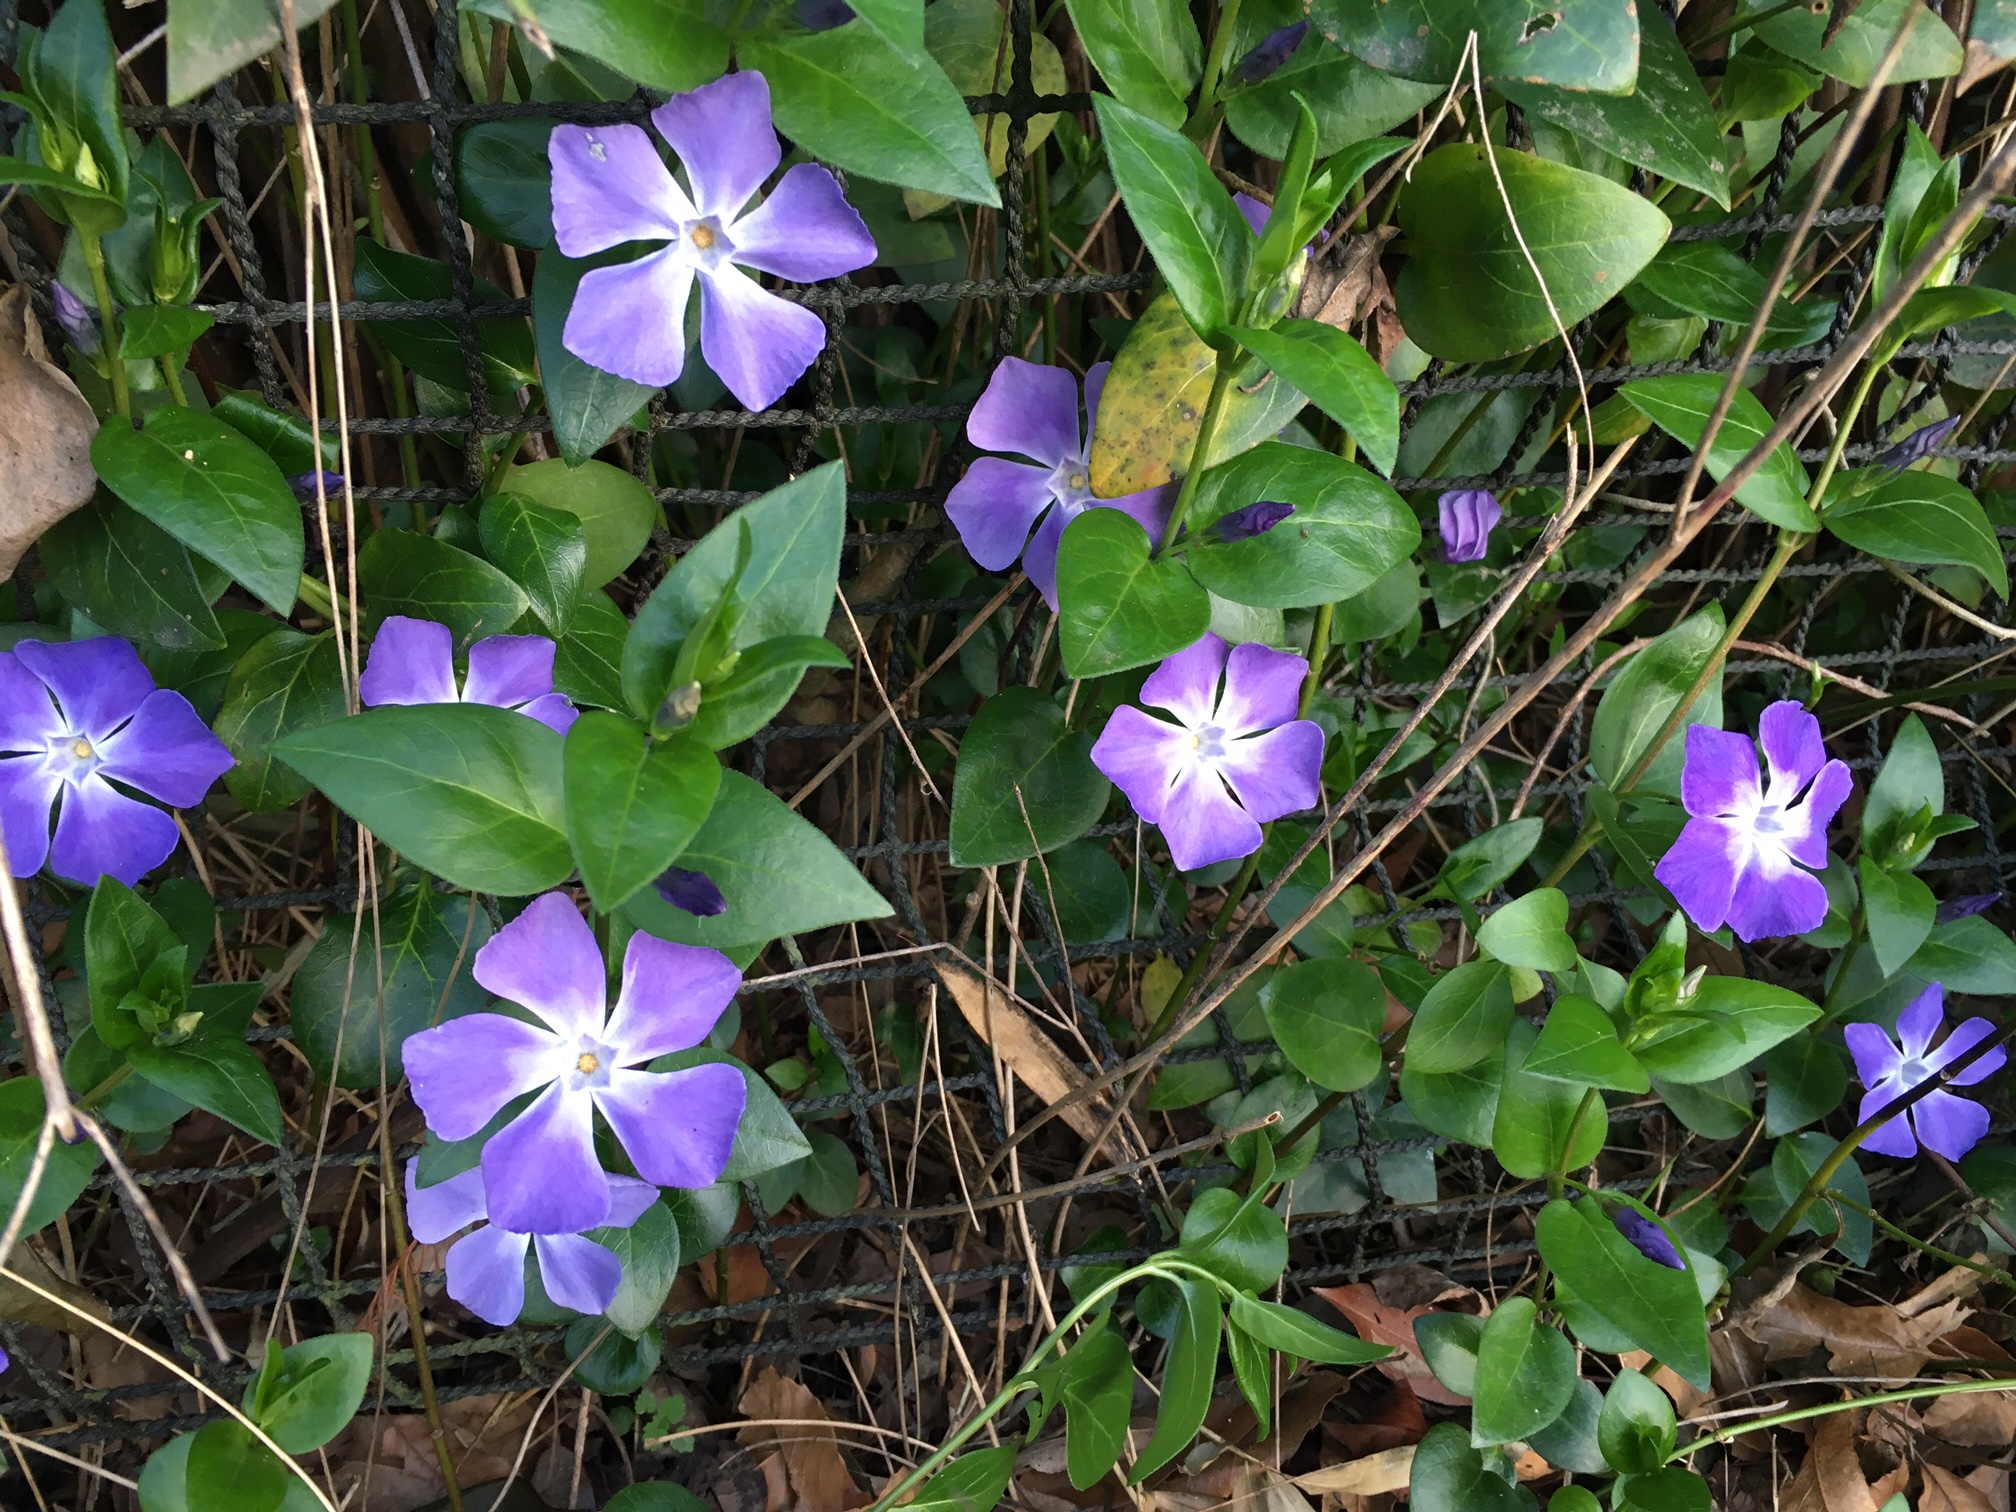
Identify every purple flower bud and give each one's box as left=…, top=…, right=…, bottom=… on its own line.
left=287, top=471, right=345, bottom=498
left=1437, top=489, right=1501, bottom=564
left=1214, top=501, right=1294, bottom=543
left=656, top=866, right=728, bottom=916
left=51, top=282, right=98, bottom=354
left=797, top=0, right=856, bottom=29
left=1613, top=1208, right=1685, bottom=1270
left=1878, top=416, right=1960, bottom=473
left=1233, top=21, right=1309, bottom=85
left=1936, top=892, right=2001, bottom=924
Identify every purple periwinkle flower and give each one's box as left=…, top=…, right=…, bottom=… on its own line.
left=287, top=471, right=344, bottom=499
left=1845, top=982, right=2004, bottom=1160
left=1613, top=1208, right=1684, bottom=1270
left=1213, top=501, right=1295, bottom=543
left=549, top=72, right=876, bottom=411
left=1653, top=701, right=1852, bottom=942
left=401, top=893, right=747, bottom=1234
left=1234, top=20, right=1309, bottom=84
left=1877, top=416, right=1960, bottom=473
left=406, top=1161, right=658, bottom=1326
left=945, top=357, right=1172, bottom=608
left=1937, top=892, right=2002, bottom=924
left=655, top=866, right=727, bottom=917
left=1438, top=490, right=1502, bottom=564
left=1090, top=633, right=1323, bottom=872
left=51, top=282, right=97, bottom=353
left=0, top=638, right=232, bottom=886
left=359, top=616, right=578, bottom=736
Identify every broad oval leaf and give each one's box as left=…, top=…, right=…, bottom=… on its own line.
left=949, top=686, right=1110, bottom=867
left=1056, top=507, right=1212, bottom=678
left=480, top=491, right=589, bottom=636
left=1471, top=1297, right=1576, bottom=1447
left=356, top=528, right=530, bottom=645
left=213, top=629, right=347, bottom=813
left=1536, top=1196, right=1710, bottom=1389
left=1059, top=1323, right=1133, bottom=1489
left=1225, top=322, right=1399, bottom=475
left=1824, top=470, right=2010, bottom=599
left=1629, top=978, right=1820, bottom=1084
left=1065, top=0, right=1198, bottom=126
left=1749, top=0, right=1963, bottom=85
left=1589, top=603, right=1725, bottom=797
left=1314, top=0, right=1639, bottom=92
left=1407, top=1421, right=1532, bottom=1512
left=1619, top=374, right=1817, bottom=532
left=463, top=0, right=728, bottom=94
left=564, top=715, right=721, bottom=914
left=0, top=1076, right=101, bottom=1238
left=1474, top=889, right=1577, bottom=973
left=503, top=457, right=659, bottom=590
left=1260, top=958, right=1385, bottom=1092
left=1405, top=960, right=1514, bottom=1075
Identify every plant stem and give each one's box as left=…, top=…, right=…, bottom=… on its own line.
left=378, top=1117, right=465, bottom=1512
left=1188, top=0, right=1246, bottom=140
left=297, top=573, right=336, bottom=620
left=77, top=1063, right=132, bottom=1110
left=1814, top=903, right=1865, bottom=1027
left=78, top=233, right=130, bottom=420
left=1156, top=357, right=1238, bottom=555
left=1550, top=1089, right=1603, bottom=1200
left=1150, top=843, right=1264, bottom=1043
left=1673, top=1377, right=2016, bottom=1461
left=1823, top=1188, right=2016, bottom=1287
left=157, top=354, right=189, bottom=407
left=1807, top=361, right=1882, bottom=520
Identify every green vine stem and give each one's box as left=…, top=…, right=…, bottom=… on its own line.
left=1187, top=0, right=1246, bottom=141
left=377, top=1117, right=466, bottom=1512
left=1155, top=357, right=1237, bottom=555
left=1822, top=1188, right=2016, bottom=1288
left=1673, top=1376, right=2016, bottom=1461
left=77, top=231, right=130, bottom=420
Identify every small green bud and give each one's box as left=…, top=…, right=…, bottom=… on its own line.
left=655, top=681, right=703, bottom=731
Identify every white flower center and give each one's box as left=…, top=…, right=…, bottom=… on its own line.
left=1048, top=454, right=1096, bottom=510
left=566, top=1037, right=616, bottom=1092
left=1896, top=1055, right=1930, bottom=1088
left=1191, top=725, right=1227, bottom=761
left=48, top=733, right=99, bottom=785
left=678, top=216, right=734, bottom=271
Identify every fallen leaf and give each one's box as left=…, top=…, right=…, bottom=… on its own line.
left=1901, top=1261, right=1991, bottom=1319
left=1322, top=1376, right=1426, bottom=1458
left=1965, top=1466, right=2009, bottom=1512
left=0, top=1242, right=111, bottom=1334
left=939, top=964, right=1109, bottom=1141
left=1619, top=1349, right=1706, bottom=1419
left=1311, top=1267, right=1481, bottom=1408
left=739, top=1367, right=858, bottom=1512
left=326, top=1391, right=535, bottom=1512
left=1296, top=1446, right=1413, bottom=1498
left=1295, top=228, right=1398, bottom=333
left=1926, top=1465, right=1999, bottom=1512
left=1922, top=1382, right=2016, bottom=1448
left=1741, top=1284, right=1968, bottom=1379
left=1960, top=38, right=2016, bottom=97
left=1780, top=1412, right=1880, bottom=1512
left=0, top=284, right=97, bottom=579
left=1227, top=1467, right=1317, bottom=1512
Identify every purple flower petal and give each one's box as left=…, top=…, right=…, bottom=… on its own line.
left=1159, top=760, right=1264, bottom=872
left=1678, top=725, right=1762, bottom=819
left=533, top=1231, right=624, bottom=1314
left=1936, top=893, right=2000, bottom=924
left=1217, top=721, right=1324, bottom=823
left=1213, top=501, right=1294, bottom=543
left=1140, top=632, right=1230, bottom=731
left=288, top=471, right=343, bottom=499
left=697, top=263, right=827, bottom=412
left=472, top=892, right=608, bottom=1041
left=0, top=759, right=57, bottom=877
left=1924, top=1013, right=2005, bottom=1087
left=1437, top=490, right=1501, bottom=564
left=1235, top=192, right=1271, bottom=240
left=463, top=634, right=559, bottom=711
left=15, top=637, right=154, bottom=740
left=1096, top=484, right=1176, bottom=545
left=445, top=1224, right=530, bottom=1326
left=1654, top=816, right=1746, bottom=933
left=1878, top=416, right=1960, bottom=472
left=603, top=933, right=741, bottom=1065
left=1726, top=857, right=1829, bottom=941
left=548, top=123, right=690, bottom=257
left=483, top=1082, right=610, bottom=1234
left=1234, top=20, right=1308, bottom=84
left=95, top=690, right=233, bottom=807
left=0, top=653, right=63, bottom=751
left=405, top=1162, right=487, bottom=1244
left=655, top=866, right=728, bottom=916
left=968, top=357, right=1081, bottom=467
left=603, top=1174, right=661, bottom=1229
left=52, top=281, right=98, bottom=352
left=1844, top=1021, right=1905, bottom=1089
left=1895, top=981, right=1946, bottom=1062
left=360, top=617, right=459, bottom=709
left=1756, top=699, right=1826, bottom=797
left=402, top=1011, right=564, bottom=1142
left=1911, top=1087, right=1991, bottom=1161
left=1857, top=1081, right=1919, bottom=1157
left=730, top=164, right=876, bottom=283
left=1083, top=361, right=1112, bottom=428
left=519, top=694, right=579, bottom=736
left=1089, top=707, right=1190, bottom=825
left=651, top=72, right=780, bottom=224
left=1772, top=759, right=1852, bottom=871
left=1613, top=1208, right=1685, bottom=1270
left=1215, top=641, right=1307, bottom=738
left=1020, top=498, right=1074, bottom=610
left=48, top=776, right=178, bottom=886
left=945, top=457, right=1056, bottom=572
left=596, top=1063, right=747, bottom=1189
left=566, top=247, right=695, bottom=389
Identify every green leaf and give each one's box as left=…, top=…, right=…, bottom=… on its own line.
left=1129, top=1275, right=1220, bottom=1482
left=1722, top=39, right=1820, bottom=122
left=1060, top=1322, right=1133, bottom=1488
left=119, top=305, right=215, bottom=360
left=745, top=24, right=999, bottom=206
left=274, top=703, right=572, bottom=896
left=1227, top=1291, right=1392, bottom=1363
left=564, top=717, right=719, bottom=915
left=1400, top=1055, right=1502, bottom=1147
left=1227, top=1311, right=1271, bottom=1437
left=1528, top=1379, right=1607, bottom=1476
left=1066, top=0, right=1200, bottom=127
left=1857, top=857, right=1937, bottom=978
left=1655, top=1069, right=1753, bottom=1139
left=1906, top=915, right=2016, bottom=994
left=904, top=1449, right=1019, bottom=1512
left=566, top=1317, right=661, bottom=1394
left=353, top=238, right=536, bottom=393
left=556, top=589, right=630, bottom=710
left=0, top=1077, right=100, bottom=1238
left=212, top=390, right=338, bottom=476
left=1590, top=604, right=1725, bottom=796
left=1475, top=889, right=1576, bottom=972
left=1056, top=508, right=1212, bottom=678
left=480, top=492, right=589, bottom=637
left=1880, top=284, right=2016, bottom=360
left=129, top=1030, right=284, bottom=1146
left=1177, top=1183, right=1288, bottom=1292
left=690, top=635, right=851, bottom=750
left=356, top=528, right=531, bottom=645
left=166, top=0, right=340, bottom=101
left=1617, top=1469, right=1712, bottom=1512
left=1405, top=961, right=1514, bottom=1075
left=1746, top=1132, right=1872, bottom=1265
left=39, top=495, right=224, bottom=651
left=1631, top=978, right=1820, bottom=1083
left=1407, top=1422, right=1531, bottom=1512
left=1395, top=143, right=1669, bottom=362
left=1439, top=818, right=1543, bottom=902
left=1864, top=713, right=1944, bottom=859
left=252, top=1334, right=373, bottom=1454
left=917, top=0, right=1067, bottom=212
left=290, top=887, right=491, bottom=1090
left=1626, top=244, right=1827, bottom=349
left=1526, top=995, right=1649, bottom=1094
left=456, top=118, right=556, bottom=249
left=1749, top=0, right=1963, bottom=85
left=1471, top=1297, right=1576, bottom=1447
left=213, top=630, right=347, bottom=812
left=502, top=457, right=659, bottom=590
left=185, top=1420, right=287, bottom=1512
left=31, top=0, right=130, bottom=209
left=1260, top=958, right=1385, bottom=1092
left=1224, top=32, right=1439, bottom=159
left=597, top=1202, right=681, bottom=1337
left=1224, top=323, right=1399, bottom=475
left=85, top=876, right=186, bottom=1044
left=1094, top=96, right=1250, bottom=340
left=948, top=687, right=1110, bottom=867
left=1413, top=1312, right=1484, bottom=1399
left=624, top=770, right=890, bottom=948
left=1598, top=1368, right=1676, bottom=1475
left=1763, top=1034, right=1848, bottom=1137
left=532, top=248, right=659, bottom=467
left=1619, top=375, right=1817, bottom=531
left=1535, top=1197, right=1710, bottom=1389
left=467, top=0, right=726, bottom=91
left=1825, top=470, right=2010, bottom=599
left=1314, top=0, right=1637, bottom=91
left=1493, top=1020, right=1608, bottom=1179
left=0, top=154, right=111, bottom=200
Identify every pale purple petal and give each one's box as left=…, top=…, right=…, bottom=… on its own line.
left=967, top=358, right=1080, bottom=466
left=1924, top=1014, right=2004, bottom=1086
left=1756, top=700, right=1827, bottom=797
left=48, top=776, right=177, bottom=886
left=1083, top=361, right=1112, bottom=428
left=548, top=123, right=690, bottom=257
left=603, top=934, right=741, bottom=1064
left=1895, top=982, right=1946, bottom=1062
left=472, top=892, right=608, bottom=1041
left=1022, top=499, right=1074, bottom=610
left=0, top=654, right=63, bottom=751
left=698, top=263, right=827, bottom=412
left=1213, top=641, right=1308, bottom=738
left=94, top=690, right=232, bottom=806
left=15, top=637, right=153, bottom=740
left=602, top=1174, right=660, bottom=1229
left=1235, top=192, right=1271, bottom=240
left=1158, top=760, right=1263, bottom=872
left=1911, top=1088, right=1992, bottom=1161
left=1437, top=490, right=1500, bottom=564
left=483, top=1082, right=610, bottom=1234
left=1773, top=760, right=1851, bottom=871
left=1217, top=721, right=1324, bottom=823
left=1857, top=1081, right=1919, bottom=1158
left=1096, top=485, right=1175, bottom=544
left=534, top=1231, right=624, bottom=1315
left=1140, top=632, right=1230, bottom=731
left=651, top=72, right=780, bottom=223
left=402, top=1012, right=564, bottom=1142
left=566, top=247, right=695, bottom=389
left=444, top=1224, right=530, bottom=1326
left=0, top=760, right=57, bottom=877
left=463, top=635, right=558, bottom=710
left=945, top=457, right=1056, bottom=572
left=729, top=164, right=876, bottom=282
left=519, top=694, right=579, bottom=735
left=1844, top=1021, right=1905, bottom=1089
left=1089, top=706, right=1191, bottom=824
left=359, top=617, right=458, bottom=708
left=1654, top=817, right=1746, bottom=933
left=1679, top=725, right=1762, bottom=819
left=404, top=1162, right=488, bottom=1244
left=1726, top=858, right=1829, bottom=941
left=596, top=1063, right=747, bottom=1189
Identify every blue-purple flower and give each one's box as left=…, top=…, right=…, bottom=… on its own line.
left=1654, top=701, right=1852, bottom=941
left=1937, top=893, right=2001, bottom=924
left=1845, top=982, right=2004, bottom=1160
left=0, top=638, right=232, bottom=886
left=406, top=1161, right=657, bottom=1326
left=401, top=893, right=746, bottom=1235
left=1234, top=21, right=1309, bottom=85
left=1438, top=490, right=1501, bottom=564
left=655, top=866, right=727, bottom=916
left=1877, top=416, right=1960, bottom=473
left=359, top=616, right=578, bottom=736
left=945, top=357, right=1173, bottom=608
left=1613, top=1208, right=1684, bottom=1270
left=51, top=282, right=96, bottom=353
left=287, top=471, right=344, bottom=499
left=1090, top=633, right=1323, bottom=872
left=548, top=72, right=876, bottom=411
left=1213, top=501, right=1294, bottom=543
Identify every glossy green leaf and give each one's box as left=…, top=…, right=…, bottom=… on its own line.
left=565, top=714, right=720, bottom=913
left=1864, top=713, right=1945, bottom=861
left=1475, top=889, right=1576, bottom=972
left=39, top=495, right=224, bottom=650
left=1227, top=1291, right=1392, bottom=1363
left=1226, top=1310, right=1271, bottom=1436
left=565, top=1317, right=661, bottom=1394
left=1314, top=0, right=1637, bottom=90
left=466, top=0, right=725, bottom=92
left=213, top=629, right=347, bottom=812
left=1407, top=1422, right=1532, bottom=1512
left=1066, top=0, right=1198, bottom=126
left=481, top=492, right=589, bottom=637
left=1400, top=1055, right=1502, bottom=1147
left=1589, top=604, right=1725, bottom=796
left=1405, top=961, right=1514, bottom=1075
left=1259, top=958, right=1385, bottom=1092
left=119, top=305, right=214, bottom=360
left=184, top=1420, right=287, bottom=1512
left=212, top=391, right=338, bottom=476
left=1493, top=1020, right=1607, bottom=1179
left=1825, top=470, right=2010, bottom=599
left=1746, top=1132, right=1872, bottom=1265
left=1598, top=1368, right=1675, bottom=1475
left=252, top=1333, right=373, bottom=1453
left=1224, top=18, right=1438, bottom=158
left=0, top=1077, right=101, bottom=1238
left=1224, top=323, right=1399, bottom=475
left=1722, top=38, right=1820, bottom=121
left=1056, top=507, right=1212, bottom=678
left=83, top=877, right=184, bottom=1045
left=1177, top=1183, right=1288, bottom=1293
left=918, top=0, right=1066, bottom=212
left=166, top=0, right=340, bottom=101
left=1413, top=1312, right=1483, bottom=1399
left=356, top=528, right=530, bottom=645
left=597, top=1202, right=681, bottom=1337
left=1439, top=818, right=1543, bottom=901
left=1617, top=1468, right=1712, bottom=1512
left=948, top=686, right=1110, bottom=867
left=31, top=0, right=130, bottom=209
left=1060, top=1321, right=1133, bottom=1488
left=501, top=457, right=659, bottom=590
left=555, top=589, right=630, bottom=710
left=532, top=248, right=659, bottom=467
left=129, top=1029, right=284, bottom=1146
left=455, top=118, right=556, bottom=249
left=1471, top=1297, right=1576, bottom=1447
left=1858, top=857, right=1937, bottom=978
left=1763, top=1033, right=1847, bottom=1137
left=352, top=238, right=537, bottom=393
left=1631, top=978, right=1820, bottom=1083
left=1619, top=375, right=1816, bottom=531
left=1528, top=1378, right=1607, bottom=1476
left=906, top=1448, right=1019, bottom=1512
left=690, top=634, right=851, bottom=749
left=1906, top=915, right=2016, bottom=994
left=1129, top=1275, right=1220, bottom=1481
left=1526, top=995, right=1649, bottom=1093
left=1750, top=0, right=1963, bottom=85
left=1535, top=1197, right=1710, bottom=1389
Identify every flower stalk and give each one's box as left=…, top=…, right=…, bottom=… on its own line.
left=77, top=232, right=130, bottom=420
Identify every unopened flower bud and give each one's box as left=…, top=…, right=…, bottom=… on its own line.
left=1213, top=501, right=1295, bottom=543
left=1437, top=489, right=1501, bottom=564
left=288, top=471, right=345, bottom=498
left=1936, top=892, right=2000, bottom=924
left=1877, top=415, right=1960, bottom=473
left=1613, top=1208, right=1685, bottom=1270
left=51, top=281, right=98, bottom=354
left=1233, top=21, right=1308, bottom=85
left=657, top=680, right=703, bottom=730
left=654, top=865, right=728, bottom=916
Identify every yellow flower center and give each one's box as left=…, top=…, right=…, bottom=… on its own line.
left=70, top=739, right=92, bottom=760
left=577, top=1052, right=600, bottom=1075
left=690, top=225, right=715, bottom=249
left=1068, top=471, right=1087, bottom=490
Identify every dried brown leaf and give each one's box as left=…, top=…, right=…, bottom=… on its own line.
left=739, top=1367, right=858, bottom=1512
left=1310, top=1273, right=1480, bottom=1407
left=1741, top=1283, right=1968, bottom=1378
left=1922, top=1383, right=2016, bottom=1448
left=0, top=285, right=97, bottom=579
left=940, top=964, right=1107, bottom=1140
left=1926, top=1464, right=2000, bottom=1512
left=1780, top=1412, right=1881, bottom=1512
left=1295, top=1447, right=1414, bottom=1498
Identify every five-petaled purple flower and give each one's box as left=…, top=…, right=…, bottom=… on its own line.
left=1090, top=633, right=1323, bottom=872
left=1845, top=982, right=2004, bottom=1160
left=1654, top=701, right=1852, bottom=941
left=1438, top=490, right=1501, bottom=564
left=1613, top=1208, right=1684, bottom=1270
left=360, top=616, right=578, bottom=736
left=406, top=1161, right=657, bottom=1326
left=402, top=893, right=747, bottom=1234
left=0, top=638, right=232, bottom=886
left=549, top=71, right=876, bottom=412
left=1878, top=416, right=1960, bottom=473
left=945, top=357, right=1172, bottom=609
